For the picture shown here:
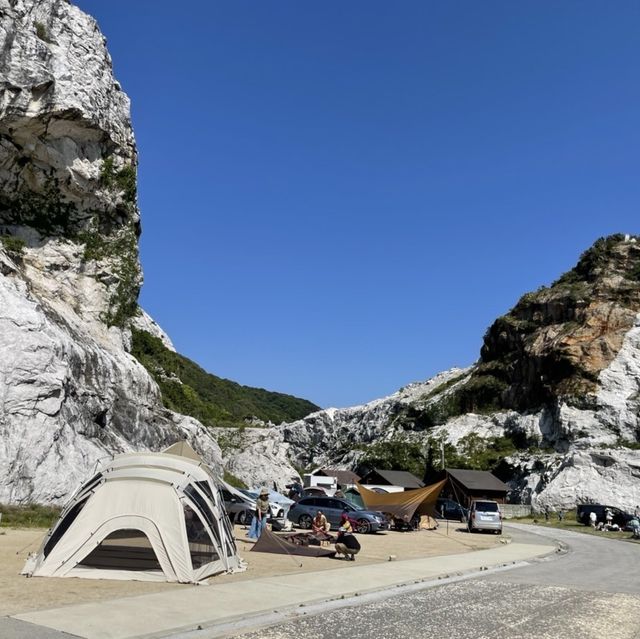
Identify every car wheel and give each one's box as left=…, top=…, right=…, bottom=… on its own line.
left=237, top=510, right=247, bottom=525
left=356, top=518, right=371, bottom=534
left=298, top=514, right=312, bottom=529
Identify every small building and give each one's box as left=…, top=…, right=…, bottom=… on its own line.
left=441, top=468, right=508, bottom=506
left=313, top=468, right=361, bottom=489
left=360, top=468, right=424, bottom=493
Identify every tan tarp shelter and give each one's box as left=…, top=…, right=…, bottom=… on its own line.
left=356, top=479, right=447, bottom=521
left=22, top=443, right=245, bottom=583
left=251, top=528, right=336, bottom=558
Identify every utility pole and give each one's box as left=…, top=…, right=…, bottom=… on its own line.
left=441, top=441, right=445, bottom=469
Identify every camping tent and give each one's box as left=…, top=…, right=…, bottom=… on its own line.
left=22, top=442, right=245, bottom=583
left=356, top=479, right=447, bottom=521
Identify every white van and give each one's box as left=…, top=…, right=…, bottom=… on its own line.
left=467, top=499, right=502, bottom=534
left=303, top=473, right=337, bottom=496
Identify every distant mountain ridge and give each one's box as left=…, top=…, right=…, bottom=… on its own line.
left=131, top=328, right=319, bottom=428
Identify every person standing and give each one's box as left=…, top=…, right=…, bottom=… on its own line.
left=247, top=488, right=271, bottom=540
left=589, top=510, right=597, bottom=528
left=605, top=508, right=613, bottom=527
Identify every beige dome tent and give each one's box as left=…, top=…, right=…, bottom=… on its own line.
left=22, top=442, right=245, bottom=583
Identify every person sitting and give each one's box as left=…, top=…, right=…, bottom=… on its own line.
left=338, top=512, right=353, bottom=533
left=335, top=524, right=361, bottom=561
left=312, top=510, right=331, bottom=534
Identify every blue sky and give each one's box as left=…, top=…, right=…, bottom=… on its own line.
left=75, top=1, right=639, bottom=409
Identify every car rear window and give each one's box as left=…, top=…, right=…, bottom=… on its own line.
left=474, top=501, right=499, bottom=512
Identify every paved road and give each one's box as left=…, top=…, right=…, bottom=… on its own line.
left=232, top=524, right=640, bottom=639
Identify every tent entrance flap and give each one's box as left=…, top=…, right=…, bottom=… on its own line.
left=79, top=529, right=162, bottom=571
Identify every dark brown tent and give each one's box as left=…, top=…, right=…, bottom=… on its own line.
left=250, top=528, right=336, bottom=558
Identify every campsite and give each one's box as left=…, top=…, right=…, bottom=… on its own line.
left=0, top=444, right=505, bottom=618
left=1, top=520, right=503, bottom=618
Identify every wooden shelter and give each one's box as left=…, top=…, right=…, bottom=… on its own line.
left=441, top=468, right=508, bottom=506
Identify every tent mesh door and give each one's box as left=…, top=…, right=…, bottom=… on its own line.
left=183, top=504, right=219, bottom=568
left=78, top=529, right=162, bottom=570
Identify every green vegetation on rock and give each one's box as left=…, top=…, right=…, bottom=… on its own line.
left=223, top=470, right=248, bottom=489
left=0, top=236, right=26, bottom=255
left=34, top=21, right=52, bottom=44
left=357, top=433, right=521, bottom=479
left=0, top=177, right=76, bottom=237
left=131, top=328, right=320, bottom=428
left=358, top=439, right=428, bottom=479
left=100, top=157, right=137, bottom=204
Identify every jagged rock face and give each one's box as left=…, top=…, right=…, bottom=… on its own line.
left=478, top=236, right=640, bottom=411
left=0, top=0, right=138, bottom=235
left=0, top=1, right=232, bottom=504
left=214, top=427, right=301, bottom=492
left=0, top=246, right=225, bottom=504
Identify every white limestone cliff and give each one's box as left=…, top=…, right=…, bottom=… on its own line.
left=0, top=0, right=234, bottom=503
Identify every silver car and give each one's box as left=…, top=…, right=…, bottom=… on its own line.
left=467, top=499, right=502, bottom=534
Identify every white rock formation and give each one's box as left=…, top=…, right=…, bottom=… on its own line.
left=131, top=308, right=176, bottom=352
left=0, top=0, right=136, bottom=216
left=269, top=330, right=640, bottom=512
left=0, top=0, right=232, bottom=504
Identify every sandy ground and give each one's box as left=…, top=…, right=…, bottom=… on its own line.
left=0, top=521, right=501, bottom=616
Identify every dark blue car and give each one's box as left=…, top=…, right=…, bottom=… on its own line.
left=289, top=496, right=388, bottom=533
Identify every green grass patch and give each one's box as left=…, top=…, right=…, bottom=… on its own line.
left=514, top=514, right=640, bottom=543
left=223, top=470, right=248, bottom=489
left=0, top=503, right=60, bottom=528
left=1, top=235, right=25, bottom=254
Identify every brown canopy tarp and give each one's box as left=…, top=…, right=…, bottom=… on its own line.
left=250, top=528, right=336, bottom=557
left=357, top=479, right=447, bottom=520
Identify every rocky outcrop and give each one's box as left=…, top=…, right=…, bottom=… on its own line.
left=0, top=243, right=227, bottom=504
left=268, top=237, right=640, bottom=512
left=0, top=0, right=230, bottom=504
left=477, top=235, right=640, bottom=411
left=0, top=0, right=137, bottom=232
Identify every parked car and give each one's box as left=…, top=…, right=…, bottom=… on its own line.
left=576, top=504, right=633, bottom=527
left=299, top=487, right=328, bottom=499
left=289, top=496, right=389, bottom=533
left=220, top=487, right=254, bottom=525
left=467, top=499, right=502, bottom=534
left=436, top=498, right=468, bottom=522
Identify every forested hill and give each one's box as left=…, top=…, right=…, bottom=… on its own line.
left=131, top=328, right=320, bottom=427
